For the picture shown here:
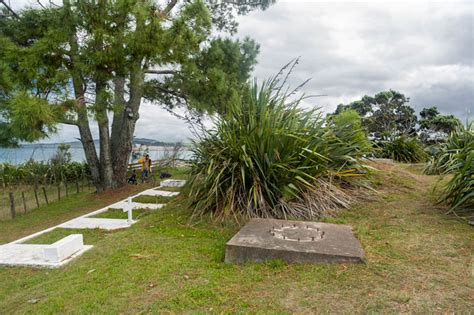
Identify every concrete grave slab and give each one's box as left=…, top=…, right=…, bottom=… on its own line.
left=108, top=200, right=165, bottom=210
left=225, top=218, right=364, bottom=264
left=0, top=241, right=92, bottom=268
left=58, top=218, right=135, bottom=230
left=139, top=189, right=180, bottom=197
left=43, top=234, right=84, bottom=263
left=160, top=179, right=186, bottom=187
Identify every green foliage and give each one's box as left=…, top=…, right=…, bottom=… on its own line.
left=327, top=109, right=372, bottom=157
left=144, top=36, right=259, bottom=116
left=0, top=145, right=89, bottom=187
left=418, top=106, right=461, bottom=143
left=0, top=1, right=265, bottom=144
left=187, top=72, right=371, bottom=221
left=425, top=122, right=474, bottom=213
left=6, top=92, right=59, bottom=142
left=334, top=90, right=417, bottom=140
left=378, top=136, right=427, bottom=163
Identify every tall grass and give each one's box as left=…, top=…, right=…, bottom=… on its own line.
left=187, top=76, right=371, bottom=222
left=425, top=122, right=474, bottom=215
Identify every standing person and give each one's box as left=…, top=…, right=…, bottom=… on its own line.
left=138, top=154, right=152, bottom=182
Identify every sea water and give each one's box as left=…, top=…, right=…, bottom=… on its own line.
left=0, top=144, right=192, bottom=165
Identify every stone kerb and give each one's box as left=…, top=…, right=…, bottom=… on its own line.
left=43, top=234, right=84, bottom=263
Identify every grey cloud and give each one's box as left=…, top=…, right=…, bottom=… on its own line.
left=237, top=0, right=473, bottom=120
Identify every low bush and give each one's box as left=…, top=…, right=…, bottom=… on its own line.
left=378, top=136, right=427, bottom=163
left=187, top=76, right=371, bottom=222
left=0, top=145, right=90, bottom=188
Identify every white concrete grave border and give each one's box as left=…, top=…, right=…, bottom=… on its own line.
left=0, top=234, right=93, bottom=268
left=0, top=183, right=184, bottom=268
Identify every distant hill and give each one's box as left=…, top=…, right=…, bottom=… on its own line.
left=132, top=138, right=177, bottom=146
left=21, top=138, right=183, bottom=148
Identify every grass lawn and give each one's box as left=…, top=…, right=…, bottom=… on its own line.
left=156, top=186, right=182, bottom=192
left=90, top=208, right=153, bottom=220
left=132, top=195, right=175, bottom=204
left=0, top=161, right=472, bottom=313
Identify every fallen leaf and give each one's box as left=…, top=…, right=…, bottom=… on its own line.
left=130, top=253, right=154, bottom=260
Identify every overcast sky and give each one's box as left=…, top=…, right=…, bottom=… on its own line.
left=9, top=0, right=474, bottom=143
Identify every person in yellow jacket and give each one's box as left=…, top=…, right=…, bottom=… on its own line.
left=138, top=154, right=152, bottom=182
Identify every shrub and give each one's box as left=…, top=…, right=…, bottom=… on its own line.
left=0, top=145, right=90, bottom=187
left=425, top=122, right=474, bottom=214
left=378, top=136, right=427, bottom=163
left=187, top=78, right=371, bottom=222
left=326, top=109, right=372, bottom=160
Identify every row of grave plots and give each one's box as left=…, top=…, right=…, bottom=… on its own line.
left=0, top=179, right=186, bottom=268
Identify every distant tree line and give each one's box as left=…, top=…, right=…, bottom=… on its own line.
left=331, top=90, right=461, bottom=144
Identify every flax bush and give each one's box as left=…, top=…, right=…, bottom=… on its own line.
left=378, top=135, right=427, bottom=163
left=187, top=77, right=371, bottom=222
left=425, top=122, right=474, bottom=214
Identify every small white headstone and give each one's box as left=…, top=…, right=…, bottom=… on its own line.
left=125, top=197, right=133, bottom=223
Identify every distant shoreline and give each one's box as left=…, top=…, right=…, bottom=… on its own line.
left=0, top=143, right=192, bottom=165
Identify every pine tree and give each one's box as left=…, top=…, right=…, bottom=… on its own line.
left=0, top=0, right=271, bottom=191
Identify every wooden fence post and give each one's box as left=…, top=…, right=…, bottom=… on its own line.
left=9, top=192, right=16, bottom=219
left=21, top=191, right=27, bottom=214
left=34, top=188, right=40, bottom=208
left=42, top=187, right=49, bottom=205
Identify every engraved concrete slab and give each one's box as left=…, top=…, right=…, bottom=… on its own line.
left=225, top=218, right=364, bottom=264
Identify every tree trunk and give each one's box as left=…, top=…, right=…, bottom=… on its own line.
left=77, top=119, right=101, bottom=189
left=110, top=67, right=144, bottom=187
left=95, top=81, right=115, bottom=191
left=65, top=0, right=102, bottom=191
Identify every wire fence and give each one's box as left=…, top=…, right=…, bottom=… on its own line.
left=0, top=157, right=191, bottom=221
left=0, top=176, right=94, bottom=220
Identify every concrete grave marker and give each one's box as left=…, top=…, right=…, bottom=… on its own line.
left=43, top=234, right=84, bottom=263
left=124, top=197, right=133, bottom=224
left=225, top=218, right=364, bottom=264
left=160, top=179, right=186, bottom=187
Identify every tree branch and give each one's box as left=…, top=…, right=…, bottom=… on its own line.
left=155, top=84, right=186, bottom=100
left=59, top=117, right=78, bottom=126
left=36, top=0, right=47, bottom=9
left=0, top=0, right=19, bottom=19
left=145, top=69, right=177, bottom=75
left=161, top=0, right=178, bottom=16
